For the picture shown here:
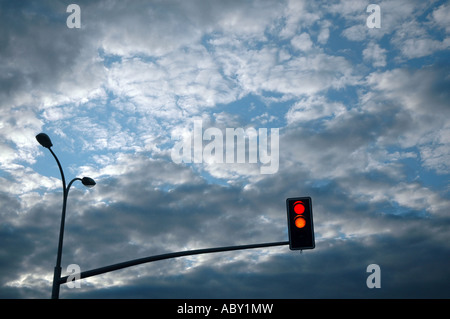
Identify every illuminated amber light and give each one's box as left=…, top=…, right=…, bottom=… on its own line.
left=294, top=216, right=306, bottom=228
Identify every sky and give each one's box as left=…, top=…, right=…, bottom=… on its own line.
left=0, top=0, right=449, bottom=299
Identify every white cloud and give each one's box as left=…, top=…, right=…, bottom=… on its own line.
left=402, top=184, right=449, bottom=215
left=363, top=41, right=387, bottom=67
left=431, top=3, right=450, bottom=33
left=224, top=48, right=358, bottom=96
left=291, top=32, right=313, bottom=51
left=419, top=126, right=450, bottom=174
left=286, top=95, right=346, bottom=124
left=0, top=107, right=43, bottom=171
left=317, top=22, right=330, bottom=44
left=0, top=166, right=60, bottom=195
left=279, top=0, right=308, bottom=39
left=391, top=14, right=450, bottom=60
left=398, top=37, right=449, bottom=59
left=342, top=25, right=368, bottom=41
left=363, top=66, right=450, bottom=175
left=106, top=47, right=237, bottom=120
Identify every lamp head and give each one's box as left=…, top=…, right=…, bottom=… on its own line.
left=81, top=177, right=96, bottom=188
left=36, top=133, right=53, bottom=148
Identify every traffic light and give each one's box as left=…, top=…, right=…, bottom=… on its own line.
left=286, top=197, right=315, bottom=250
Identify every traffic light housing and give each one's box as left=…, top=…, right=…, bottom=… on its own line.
left=286, top=197, right=315, bottom=250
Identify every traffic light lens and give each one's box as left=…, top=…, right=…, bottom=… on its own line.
left=294, top=201, right=305, bottom=215
left=295, top=217, right=306, bottom=228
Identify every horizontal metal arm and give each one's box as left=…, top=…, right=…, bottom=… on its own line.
left=59, top=240, right=289, bottom=285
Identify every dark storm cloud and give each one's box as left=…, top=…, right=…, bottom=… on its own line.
left=0, top=190, right=61, bottom=298
left=0, top=1, right=95, bottom=105
left=20, top=154, right=445, bottom=298
left=1, top=148, right=449, bottom=298
left=60, top=223, right=450, bottom=299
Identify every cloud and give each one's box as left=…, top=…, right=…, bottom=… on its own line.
left=291, top=33, right=314, bottom=51
left=363, top=41, right=387, bottom=67
left=364, top=65, right=450, bottom=175
left=392, top=18, right=450, bottom=59
left=105, top=47, right=237, bottom=118
left=0, top=4, right=105, bottom=110
left=432, top=3, right=450, bottom=33
left=286, top=95, right=347, bottom=124
left=0, top=106, right=43, bottom=178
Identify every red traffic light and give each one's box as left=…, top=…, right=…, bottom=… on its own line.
left=286, top=197, right=315, bottom=250
left=293, top=201, right=305, bottom=215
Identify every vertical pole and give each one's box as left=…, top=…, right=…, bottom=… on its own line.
left=49, top=148, right=67, bottom=300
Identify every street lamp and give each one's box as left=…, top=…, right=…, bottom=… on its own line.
left=35, top=133, right=96, bottom=299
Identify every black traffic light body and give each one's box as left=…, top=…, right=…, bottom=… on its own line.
left=286, top=197, right=315, bottom=250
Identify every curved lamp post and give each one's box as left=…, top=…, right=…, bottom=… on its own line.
left=36, top=133, right=96, bottom=299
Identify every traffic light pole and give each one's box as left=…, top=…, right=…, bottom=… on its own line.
left=59, top=241, right=289, bottom=285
